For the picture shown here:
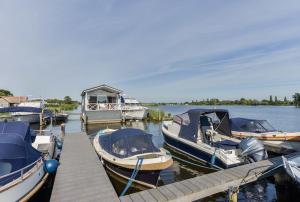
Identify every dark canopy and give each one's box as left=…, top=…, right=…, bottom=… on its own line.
left=99, top=128, right=160, bottom=158
left=0, top=106, right=52, bottom=118
left=174, top=109, right=231, bottom=142
left=230, top=118, right=276, bottom=133
left=0, top=122, right=41, bottom=183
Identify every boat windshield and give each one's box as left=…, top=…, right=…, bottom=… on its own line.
left=241, top=120, right=276, bottom=133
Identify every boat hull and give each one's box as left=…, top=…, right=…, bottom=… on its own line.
left=103, top=159, right=160, bottom=188
left=123, top=109, right=147, bottom=120
left=0, top=162, right=46, bottom=201
left=12, top=114, right=40, bottom=124
left=232, top=131, right=300, bottom=142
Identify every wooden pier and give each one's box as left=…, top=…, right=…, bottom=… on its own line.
left=50, top=132, right=119, bottom=202
left=120, top=152, right=300, bottom=202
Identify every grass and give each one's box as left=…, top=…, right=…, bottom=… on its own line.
left=147, top=109, right=172, bottom=121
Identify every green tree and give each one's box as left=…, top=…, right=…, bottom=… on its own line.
left=0, top=89, right=13, bottom=96
left=293, top=93, right=300, bottom=107
left=63, top=96, right=72, bottom=104
left=284, top=96, right=288, bottom=103
left=274, top=96, right=278, bottom=104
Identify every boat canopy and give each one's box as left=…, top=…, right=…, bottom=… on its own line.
left=173, top=109, right=231, bottom=142
left=230, top=118, right=276, bottom=133
left=0, top=122, right=41, bottom=184
left=99, top=128, right=160, bottom=158
left=0, top=106, right=53, bottom=117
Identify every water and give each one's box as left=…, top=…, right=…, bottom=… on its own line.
left=34, top=105, right=300, bottom=202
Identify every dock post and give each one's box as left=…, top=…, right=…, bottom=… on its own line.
left=61, top=123, right=65, bottom=141
left=39, top=113, right=43, bottom=126
left=228, top=186, right=238, bottom=202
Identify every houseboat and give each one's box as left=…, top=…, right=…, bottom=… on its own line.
left=81, top=84, right=123, bottom=124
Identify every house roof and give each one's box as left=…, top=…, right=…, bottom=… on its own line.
left=0, top=96, right=28, bottom=104
left=81, top=84, right=123, bottom=96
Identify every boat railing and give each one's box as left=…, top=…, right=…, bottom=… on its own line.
left=87, top=103, right=121, bottom=111
left=0, top=157, right=43, bottom=188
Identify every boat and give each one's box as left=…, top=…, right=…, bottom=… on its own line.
left=53, top=112, right=69, bottom=123
left=231, top=118, right=300, bottom=141
left=93, top=128, right=173, bottom=188
left=11, top=99, right=45, bottom=124
left=121, top=96, right=148, bottom=120
left=282, top=155, right=300, bottom=184
left=162, top=109, right=268, bottom=169
left=0, top=121, right=59, bottom=201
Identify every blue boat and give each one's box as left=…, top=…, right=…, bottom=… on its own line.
left=162, top=109, right=268, bottom=169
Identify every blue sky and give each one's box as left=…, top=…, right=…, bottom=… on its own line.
left=1, top=0, right=300, bottom=102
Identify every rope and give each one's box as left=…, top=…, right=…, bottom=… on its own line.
left=120, top=157, right=144, bottom=196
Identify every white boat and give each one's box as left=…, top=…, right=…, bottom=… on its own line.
left=121, top=96, right=148, bottom=120
left=93, top=128, right=173, bottom=188
left=12, top=99, right=45, bottom=124
left=282, top=155, right=300, bottom=183
left=162, top=109, right=268, bottom=169
left=0, top=109, right=59, bottom=201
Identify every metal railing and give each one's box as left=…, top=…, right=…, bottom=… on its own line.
left=87, top=103, right=121, bottom=111
left=0, top=157, right=43, bottom=188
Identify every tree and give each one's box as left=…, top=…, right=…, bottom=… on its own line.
left=284, top=96, right=288, bottom=103
left=0, top=89, right=13, bottom=96
left=293, top=93, right=300, bottom=107
left=274, top=96, right=278, bottom=104
left=63, top=96, right=72, bottom=104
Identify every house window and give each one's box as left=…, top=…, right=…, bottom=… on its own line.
left=97, top=95, right=107, bottom=103
left=88, top=96, right=97, bottom=104
left=107, top=96, right=116, bottom=103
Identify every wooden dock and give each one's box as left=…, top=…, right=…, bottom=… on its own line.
left=50, top=132, right=119, bottom=202
left=120, top=152, right=300, bottom=202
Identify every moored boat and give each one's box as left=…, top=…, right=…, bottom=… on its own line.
left=0, top=121, right=59, bottom=201
left=162, top=109, right=268, bottom=169
left=93, top=128, right=173, bottom=188
left=231, top=118, right=300, bottom=141
left=121, top=96, right=148, bottom=120
left=282, top=155, right=300, bottom=184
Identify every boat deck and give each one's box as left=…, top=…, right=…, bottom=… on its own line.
left=119, top=152, right=300, bottom=202
left=50, top=132, right=119, bottom=202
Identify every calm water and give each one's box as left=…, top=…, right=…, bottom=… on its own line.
left=33, top=105, right=300, bottom=202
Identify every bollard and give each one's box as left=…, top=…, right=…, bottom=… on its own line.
left=61, top=123, right=65, bottom=141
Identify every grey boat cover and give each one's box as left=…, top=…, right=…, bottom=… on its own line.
left=173, top=109, right=231, bottom=142
left=99, top=128, right=160, bottom=158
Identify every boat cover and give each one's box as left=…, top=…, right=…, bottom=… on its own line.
left=173, top=109, right=231, bottom=142
left=99, top=128, right=160, bottom=158
left=230, top=118, right=276, bottom=133
left=0, top=106, right=53, bottom=117
left=0, top=121, right=41, bottom=185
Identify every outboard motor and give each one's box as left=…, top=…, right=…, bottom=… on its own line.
left=239, top=137, right=268, bottom=162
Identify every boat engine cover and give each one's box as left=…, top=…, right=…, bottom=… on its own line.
left=239, top=137, right=268, bottom=162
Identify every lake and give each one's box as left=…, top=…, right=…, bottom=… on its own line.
left=33, top=105, right=300, bottom=202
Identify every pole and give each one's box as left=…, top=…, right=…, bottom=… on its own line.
left=61, top=123, right=65, bottom=141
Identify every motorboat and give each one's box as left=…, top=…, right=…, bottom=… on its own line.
left=121, top=96, right=148, bottom=120
left=0, top=121, right=59, bottom=201
left=11, top=99, right=45, bottom=124
left=53, top=112, right=69, bottom=123
left=93, top=128, right=173, bottom=188
left=231, top=118, right=300, bottom=141
left=0, top=107, right=59, bottom=201
left=282, top=155, right=300, bottom=184
left=162, top=109, right=268, bottom=169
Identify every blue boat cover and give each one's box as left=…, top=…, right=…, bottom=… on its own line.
left=230, top=118, right=276, bottom=133
left=0, top=106, right=53, bottom=117
left=0, top=121, right=41, bottom=185
left=99, top=128, right=160, bottom=158
left=174, top=109, right=231, bottom=142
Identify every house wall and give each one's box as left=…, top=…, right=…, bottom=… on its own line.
left=0, top=98, right=9, bottom=108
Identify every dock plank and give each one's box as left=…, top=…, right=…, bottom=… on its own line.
left=50, top=132, right=119, bottom=202
left=120, top=151, right=300, bottom=202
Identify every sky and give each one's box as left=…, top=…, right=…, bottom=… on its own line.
left=1, top=0, right=300, bottom=102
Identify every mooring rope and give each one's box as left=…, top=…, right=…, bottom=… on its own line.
left=120, top=157, right=144, bottom=197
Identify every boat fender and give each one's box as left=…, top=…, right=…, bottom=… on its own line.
left=56, top=138, right=63, bottom=150
left=44, top=159, right=59, bottom=174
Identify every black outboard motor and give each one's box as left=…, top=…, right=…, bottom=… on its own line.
left=239, top=137, right=268, bottom=162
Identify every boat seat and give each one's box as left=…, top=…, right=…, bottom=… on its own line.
left=214, top=140, right=239, bottom=150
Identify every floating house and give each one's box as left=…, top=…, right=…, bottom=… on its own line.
left=81, top=84, right=123, bottom=124
left=0, top=96, right=28, bottom=108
